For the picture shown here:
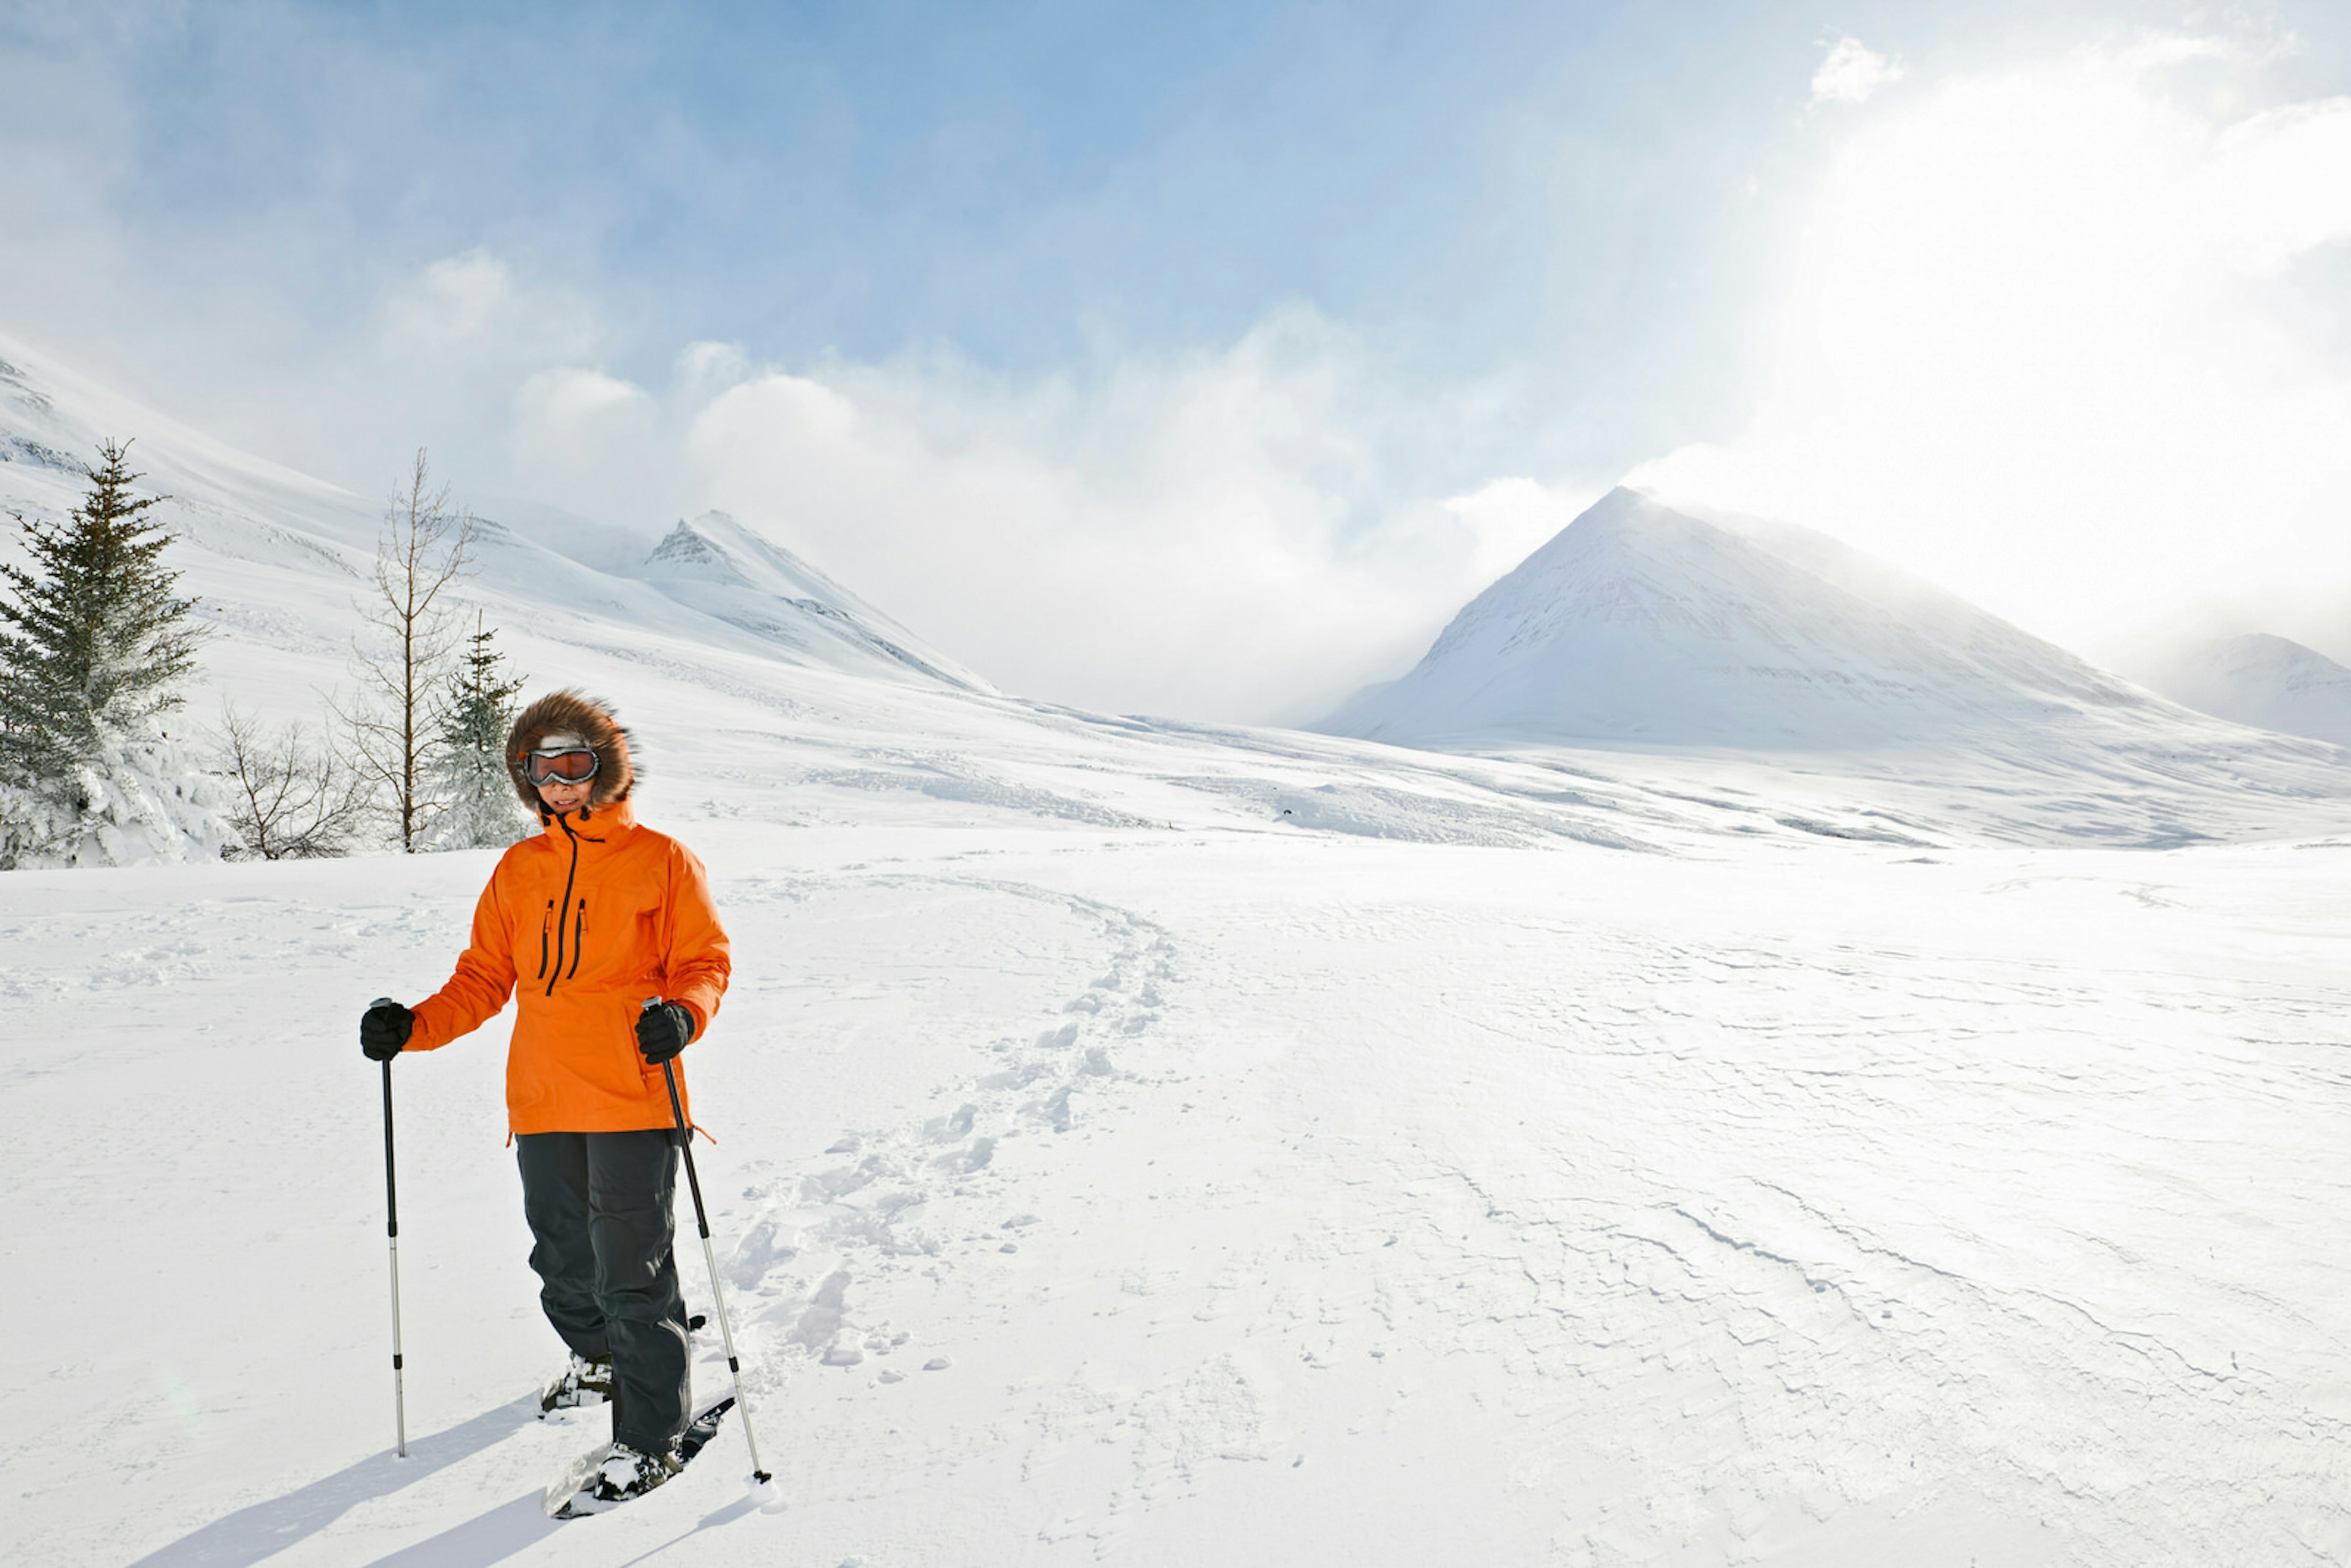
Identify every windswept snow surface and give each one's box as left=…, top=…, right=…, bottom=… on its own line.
left=6, top=348, right=2351, bottom=1564
left=9, top=737, right=2351, bottom=1568
left=2142, top=632, right=2351, bottom=748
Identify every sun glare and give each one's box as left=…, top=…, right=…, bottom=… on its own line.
left=1635, top=39, right=2351, bottom=661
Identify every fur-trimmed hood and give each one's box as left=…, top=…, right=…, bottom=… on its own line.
left=506, top=690, right=636, bottom=816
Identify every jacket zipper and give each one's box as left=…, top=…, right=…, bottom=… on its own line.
left=538, top=901, right=552, bottom=980
left=567, top=898, right=585, bottom=980
left=546, top=817, right=582, bottom=998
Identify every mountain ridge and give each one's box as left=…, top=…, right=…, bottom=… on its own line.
left=2142, top=632, right=2351, bottom=748
left=0, top=334, right=989, bottom=709
left=637, top=510, right=993, bottom=692
left=1319, top=487, right=2214, bottom=751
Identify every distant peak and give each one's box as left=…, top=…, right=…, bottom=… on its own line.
left=644, top=518, right=746, bottom=583
left=1570, top=485, right=1660, bottom=524
left=648, top=518, right=713, bottom=556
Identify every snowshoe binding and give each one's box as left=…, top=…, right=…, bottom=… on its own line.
left=539, top=1351, right=613, bottom=1414
left=543, top=1397, right=735, bottom=1519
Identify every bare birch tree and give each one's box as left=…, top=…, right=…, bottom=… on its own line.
left=212, top=700, right=369, bottom=859
left=336, top=450, right=477, bottom=852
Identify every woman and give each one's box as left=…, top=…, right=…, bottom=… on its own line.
left=359, top=689, right=730, bottom=1507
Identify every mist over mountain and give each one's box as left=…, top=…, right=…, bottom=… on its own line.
left=11, top=334, right=2351, bottom=1568
left=1318, top=487, right=2168, bottom=749
left=2137, top=633, right=2351, bottom=749
left=638, top=510, right=991, bottom=694
left=4, top=337, right=2349, bottom=857
left=0, top=332, right=988, bottom=719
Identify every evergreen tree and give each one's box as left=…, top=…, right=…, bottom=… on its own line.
left=417, top=615, right=528, bottom=850
left=0, top=440, right=216, bottom=865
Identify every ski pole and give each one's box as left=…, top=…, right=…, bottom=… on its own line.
left=374, top=999, right=408, bottom=1460
left=647, top=999, right=773, bottom=1499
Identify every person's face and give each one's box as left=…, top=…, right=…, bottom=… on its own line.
left=536, top=777, right=593, bottom=814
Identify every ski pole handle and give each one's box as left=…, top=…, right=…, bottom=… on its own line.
left=648, top=998, right=696, bottom=1153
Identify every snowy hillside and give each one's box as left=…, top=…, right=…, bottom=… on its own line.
left=638, top=510, right=992, bottom=692
left=0, top=332, right=986, bottom=727
left=0, top=337, right=377, bottom=552
left=2140, top=632, right=2351, bottom=747
left=1316, top=487, right=2351, bottom=842
left=7, top=343, right=2351, bottom=1566
left=1322, top=487, right=2175, bottom=748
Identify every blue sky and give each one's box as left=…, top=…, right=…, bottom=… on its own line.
left=6, top=1, right=2351, bottom=718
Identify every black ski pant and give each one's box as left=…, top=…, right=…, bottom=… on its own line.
left=516, top=1129, right=689, bottom=1452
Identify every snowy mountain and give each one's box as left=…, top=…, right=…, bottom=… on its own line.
left=1320, top=487, right=2164, bottom=748
left=638, top=509, right=991, bottom=692
left=10, top=339, right=2351, bottom=1567
left=0, top=332, right=988, bottom=721
left=2140, top=632, right=2351, bottom=747
left=0, top=337, right=373, bottom=544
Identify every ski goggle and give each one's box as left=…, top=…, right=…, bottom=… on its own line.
left=519, top=748, right=600, bottom=786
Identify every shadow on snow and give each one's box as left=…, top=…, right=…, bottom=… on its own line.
left=360, top=1490, right=557, bottom=1568
left=126, top=1397, right=539, bottom=1567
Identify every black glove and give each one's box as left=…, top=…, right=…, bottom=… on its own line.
left=636, top=999, right=694, bottom=1064
left=361, top=999, right=413, bottom=1062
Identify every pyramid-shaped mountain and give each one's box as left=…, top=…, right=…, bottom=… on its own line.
left=1319, top=487, right=2169, bottom=749
left=634, top=511, right=991, bottom=692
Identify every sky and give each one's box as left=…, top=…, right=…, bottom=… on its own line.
left=4, top=0, right=2350, bottom=721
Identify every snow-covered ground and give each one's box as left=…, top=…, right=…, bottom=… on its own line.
left=7, top=342, right=2351, bottom=1565
left=12, top=769, right=2351, bottom=1567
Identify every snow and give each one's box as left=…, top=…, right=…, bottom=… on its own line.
left=5, top=351, right=2351, bottom=1566
left=637, top=509, right=992, bottom=693
left=2142, top=632, right=2351, bottom=749
left=1316, top=487, right=2330, bottom=763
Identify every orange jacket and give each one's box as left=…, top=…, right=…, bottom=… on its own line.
left=407, top=801, right=730, bottom=1135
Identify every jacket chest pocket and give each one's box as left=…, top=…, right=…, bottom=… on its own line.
left=535, top=896, right=589, bottom=989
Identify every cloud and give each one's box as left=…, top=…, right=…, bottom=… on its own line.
left=383, top=251, right=514, bottom=359
left=381, top=249, right=600, bottom=368
left=614, top=310, right=1586, bottom=722
left=1633, top=37, right=2351, bottom=662
left=2202, top=99, right=2351, bottom=274
left=511, top=366, right=670, bottom=523
left=484, top=317, right=1575, bottom=726
left=1810, top=38, right=1904, bottom=107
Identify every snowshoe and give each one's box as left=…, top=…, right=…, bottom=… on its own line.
left=544, top=1397, right=735, bottom=1519
left=536, top=1319, right=702, bottom=1416
left=539, top=1351, right=613, bottom=1414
